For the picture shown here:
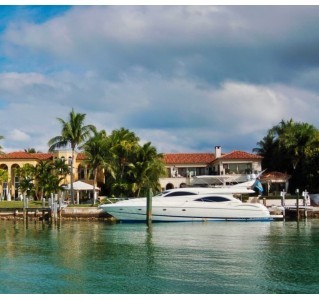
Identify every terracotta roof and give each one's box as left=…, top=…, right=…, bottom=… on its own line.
left=76, top=153, right=86, bottom=160
left=164, top=153, right=215, bottom=165
left=0, top=152, right=53, bottom=160
left=1, top=150, right=262, bottom=164
left=220, top=150, right=262, bottom=160
left=260, top=171, right=291, bottom=181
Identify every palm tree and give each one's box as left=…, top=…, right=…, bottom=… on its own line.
left=16, top=164, right=36, bottom=199
left=128, top=142, right=165, bottom=197
left=253, top=131, right=281, bottom=171
left=106, top=128, right=140, bottom=197
left=108, top=128, right=140, bottom=182
left=34, top=160, right=52, bottom=201
left=255, top=119, right=319, bottom=192
left=81, top=129, right=108, bottom=205
left=48, top=109, right=96, bottom=204
left=273, top=119, right=318, bottom=170
left=24, top=148, right=40, bottom=153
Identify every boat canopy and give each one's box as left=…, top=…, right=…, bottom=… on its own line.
left=191, top=174, right=257, bottom=187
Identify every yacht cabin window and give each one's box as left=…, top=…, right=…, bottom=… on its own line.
left=155, top=191, right=198, bottom=197
left=195, top=196, right=230, bottom=202
left=164, top=191, right=198, bottom=197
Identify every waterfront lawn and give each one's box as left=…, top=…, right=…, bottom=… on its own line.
left=0, top=201, right=43, bottom=209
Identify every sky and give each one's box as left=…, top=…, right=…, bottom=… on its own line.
left=1, top=2, right=319, bottom=154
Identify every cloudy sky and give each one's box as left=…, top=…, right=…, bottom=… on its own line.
left=1, top=3, right=319, bottom=154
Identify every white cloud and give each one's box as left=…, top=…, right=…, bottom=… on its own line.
left=10, top=129, right=30, bottom=141
left=1, top=64, right=319, bottom=153
left=2, top=6, right=319, bottom=154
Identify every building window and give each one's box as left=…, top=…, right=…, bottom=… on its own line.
left=228, top=163, right=252, bottom=174
left=78, top=166, right=85, bottom=180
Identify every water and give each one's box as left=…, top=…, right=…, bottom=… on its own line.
left=1, top=219, right=319, bottom=294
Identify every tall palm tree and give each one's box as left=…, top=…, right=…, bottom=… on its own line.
left=48, top=109, right=96, bottom=204
left=274, top=119, right=318, bottom=170
left=106, top=128, right=140, bottom=197
left=81, top=129, right=108, bottom=205
left=128, top=142, right=165, bottom=197
left=253, top=131, right=281, bottom=171
left=34, top=160, right=53, bottom=201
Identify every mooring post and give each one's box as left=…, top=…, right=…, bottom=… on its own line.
left=280, top=189, right=286, bottom=219
left=58, top=193, right=62, bottom=219
left=302, top=190, right=308, bottom=219
left=53, top=194, right=58, bottom=221
left=296, top=189, right=299, bottom=221
left=23, top=193, right=27, bottom=221
left=281, top=189, right=286, bottom=207
left=146, top=188, right=153, bottom=225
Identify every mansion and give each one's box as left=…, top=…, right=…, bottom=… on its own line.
left=161, top=146, right=262, bottom=190
left=0, top=146, right=262, bottom=200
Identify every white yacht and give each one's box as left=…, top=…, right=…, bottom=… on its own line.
left=99, top=182, right=275, bottom=222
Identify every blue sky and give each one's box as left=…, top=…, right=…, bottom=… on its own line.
left=1, top=4, right=319, bottom=154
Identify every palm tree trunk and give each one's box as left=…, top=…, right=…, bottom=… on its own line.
left=70, top=149, right=75, bottom=204
left=93, top=168, right=97, bottom=206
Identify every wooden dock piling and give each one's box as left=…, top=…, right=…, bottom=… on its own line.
left=296, top=189, right=300, bottom=221
left=146, top=188, right=153, bottom=226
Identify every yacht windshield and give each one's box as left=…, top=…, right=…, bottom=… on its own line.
left=155, top=190, right=198, bottom=197
left=155, top=191, right=171, bottom=197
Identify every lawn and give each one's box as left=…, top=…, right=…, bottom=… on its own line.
left=0, top=200, right=43, bottom=209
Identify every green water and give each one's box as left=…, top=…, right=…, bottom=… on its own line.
left=0, top=219, right=319, bottom=294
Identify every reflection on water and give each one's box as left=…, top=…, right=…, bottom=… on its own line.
left=1, top=220, right=319, bottom=294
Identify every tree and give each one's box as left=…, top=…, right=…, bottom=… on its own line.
left=128, top=142, right=166, bottom=197
left=16, top=159, right=69, bottom=201
left=48, top=109, right=96, bottom=204
left=105, top=128, right=140, bottom=197
left=24, top=148, right=40, bottom=153
left=34, top=159, right=69, bottom=200
left=81, top=129, right=108, bottom=205
left=254, top=119, right=319, bottom=192
left=16, top=164, right=36, bottom=199
left=253, top=131, right=281, bottom=171
left=102, top=129, right=165, bottom=197
left=0, top=169, right=8, bottom=198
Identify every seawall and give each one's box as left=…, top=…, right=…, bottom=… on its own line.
left=1, top=205, right=319, bottom=222
left=0, top=207, right=116, bottom=222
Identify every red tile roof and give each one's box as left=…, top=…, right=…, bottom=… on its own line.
left=163, top=151, right=262, bottom=165
left=0, top=150, right=262, bottom=164
left=0, top=151, right=88, bottom=161
left=220, top=150, right=262, bottom=160
left=0, top=152, right=53, bottom=160
left=164, top=153, right=215, bottom=165
left=260, top=171, right=291, bottom=181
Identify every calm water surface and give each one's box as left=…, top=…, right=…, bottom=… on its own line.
left=0, top=219, right=319, bottom=294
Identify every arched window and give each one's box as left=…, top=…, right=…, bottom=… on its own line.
left=166, top=183, right=174, bottom=190
left=78, top=164, right=85, bottom=180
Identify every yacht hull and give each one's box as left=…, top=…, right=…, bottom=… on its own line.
left=100, top=201, right=274, bottom=222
